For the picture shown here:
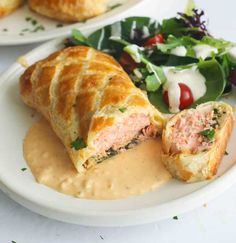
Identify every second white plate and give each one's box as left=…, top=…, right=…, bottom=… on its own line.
left=0, top=0, right=145, bottom=45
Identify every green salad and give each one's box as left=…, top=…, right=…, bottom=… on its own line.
left=65, top=8, right=236, bottom=113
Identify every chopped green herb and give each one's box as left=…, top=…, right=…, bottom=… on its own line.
left=213, top=108, right=219, bottom=114
left=32, top=19, right=38, bottom=25
left=32, top=25, right=45, bottom=32
left=224, top=151, right=229, bottom=155
left=99, top=235, right=104, bottom=240
left=119, top=107, right=127, bottom=113
left=12, top=241, right=16, bottom=243
left=22, top=28, right=29, bottom=32
left=71, top=138, right=86, bottom=150
left=3, top=28, right=8, bottom=32
left=108, top=3, right=122, bottom=11
left=199, top=129, right=215, bottom=141
left=25, top=16, right=31, bottom=21
left=56, top=24, right=64, bottom=28
left=21, top=168, right=27, bottom=171
left=173, top=216, right=178, bottom=220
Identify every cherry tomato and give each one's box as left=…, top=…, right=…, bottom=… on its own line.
left=118, top=52, right=137, bottom=73
left=144, top=34, right=164, bottom=47
left=163, top=83, right=194, bottom=110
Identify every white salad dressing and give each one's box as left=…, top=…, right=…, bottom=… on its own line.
left=147, top=63, right=162, bottom=85
left=147, top=18, right=155, bottom=27
left=130, top=21, right=137, bottom=40
left=111, top=22, right=122, bottom=38
left=147, top=18, right=159, bottom=29
left=142, top=26, right=150, bottom=39
left=227, top=46, right=236, bottom=63
left=163, top=66, right=207, bottom=113
left=193, top=44, right=218, bottom=60
left=97, top=28, right=105, bottom=50
left=170, top=46, right=187, bottom=57
left=124, top=44, right=143, bottom=63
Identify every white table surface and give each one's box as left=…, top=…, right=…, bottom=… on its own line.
left=0, top=0, right=236, bottom=242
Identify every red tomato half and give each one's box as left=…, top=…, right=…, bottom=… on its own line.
left=119, top=52, right=137, bottom=73
left=144, top=34, right=164, bottom=47
left=163, top=83, right=194, bottom=110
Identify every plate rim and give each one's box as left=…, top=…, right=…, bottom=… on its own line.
left=0, top=36, right=236, bottom=227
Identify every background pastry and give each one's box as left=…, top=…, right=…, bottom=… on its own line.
left=0, top=0, right=23, bottom=17
left=28, top=0, right=109, bottom=22
left=20, top=46, right=165, bottom=172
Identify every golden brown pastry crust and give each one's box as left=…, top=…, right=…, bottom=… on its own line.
left=0, top=0, right=23, bottom=17
left=28, top=0, right=108, bottom=22
left=20, top=46, right=165, bottom=172
left=162, top=102, right=234, bottom=182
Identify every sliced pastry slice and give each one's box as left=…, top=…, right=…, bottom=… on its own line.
left=162, top=102, right=234, bottom=182
left=20, top=46, right=165, bottom=172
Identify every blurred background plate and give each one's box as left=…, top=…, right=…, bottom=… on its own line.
left=0, top=0, right=145, bottom=46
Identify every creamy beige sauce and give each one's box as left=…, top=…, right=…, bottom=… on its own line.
left=23, top=119, right=171, bottom=200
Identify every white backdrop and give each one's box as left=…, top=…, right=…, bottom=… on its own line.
left=0, top=0, right=235, bottom=242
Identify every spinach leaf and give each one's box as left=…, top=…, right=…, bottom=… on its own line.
left=148, top=89, right=170, bottom=114
left=88, top=26, right=112, bottom=50
left=161, top=18, right=184, bottom=37
left=120, top=16, right=160, bottom=44
left=149, top=52, right=198, bottom=66
left=199, top=129, right=215, bottom=140
left=69, top=16, right=160, bottom=57
left=194, top=59, right=225, bottom=105
left=71, top=138, right=86, bottom=150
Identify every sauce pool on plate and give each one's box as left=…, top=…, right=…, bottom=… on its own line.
left=23, top=119, right=171, bottom=200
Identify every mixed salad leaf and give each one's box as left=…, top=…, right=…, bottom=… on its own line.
left=65, top=8, right=236, bottom=113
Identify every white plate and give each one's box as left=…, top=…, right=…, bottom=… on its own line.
left=0, top=36, right=236, bottom=227
left=0, top=0, right=145, bottom=46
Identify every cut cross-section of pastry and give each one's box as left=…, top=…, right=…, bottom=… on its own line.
left=0, top=0, right=23, bottom=17
left=28, top=0, right=109, bottom=22
left=20, top=46, right=165, bottom=172
left=162, top=102, right=234, bottom=182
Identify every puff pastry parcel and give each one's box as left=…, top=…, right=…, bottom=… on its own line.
left=20, top=46, right=165, bottom=172
left=0, top=0, right=23, bottom=17
left=28, top=0, right=108, bottom=22
left=162, top=102, right=234, bottom=182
